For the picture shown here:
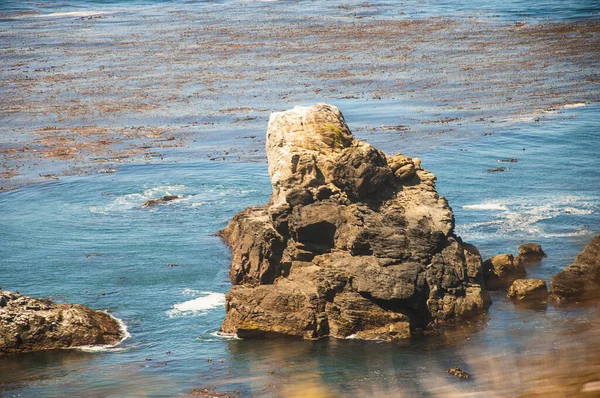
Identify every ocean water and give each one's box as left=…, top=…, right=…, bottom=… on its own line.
left=2, top=0, right=599, bottom=21
left=1, top=101, right=598, bottom=395
left=1, top=0, right=600, bottom=396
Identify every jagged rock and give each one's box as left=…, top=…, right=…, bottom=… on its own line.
left=507, top=279, right=549, bottom=302
left=218, top=104, right=491, bottom=341
left=141, top=195, right=181, bottom=208
left=483, top=253, right=526, bottom=290
left=0, top=290, right=124, bottom=355
left=518, top=243, right=547, bottom=264
left=551, top=234, right=600, bottom=303
left=447, top=367, right=470, bottom=379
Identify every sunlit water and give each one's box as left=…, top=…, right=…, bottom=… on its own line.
left=1, top=98, right=598, bottom=396
left=1, top=0, right=600, bottom=396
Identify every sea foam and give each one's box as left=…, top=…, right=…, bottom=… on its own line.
left=168, top=292, right=225, bottom=317
left=563, top=102, right=587, bottom=109
left=463, top=203, right=508, bottom=211
left=74, top=313, right=131, bottom=353
left=33, top=11, right=112, bottom=18
left=90, top=185, right=187, bottom=214
left=457, top=195, right=598, bottom=240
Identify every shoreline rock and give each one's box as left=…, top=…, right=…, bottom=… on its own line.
left=219, top=104, right=491, bottom=341
left=0, top=290, right=125, bottom=355
left=551, top=234, right=600, bottom=303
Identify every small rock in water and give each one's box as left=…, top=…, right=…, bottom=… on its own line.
left=167, top=263, right=179, bottom=267
left=483, top=253, right=527, bottom=290
left=486, top=167, right=507, bottom=172
left=507, top=279, right=549, bottom=302
left=141, top=195, right=181, bottom=208
left=447, top=367, right=470, bottom=379
left=498, top=158, right=518, bottom=163
left=518, top=242, right=547, bottom=263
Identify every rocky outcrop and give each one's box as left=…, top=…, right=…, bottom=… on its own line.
left=507, top=279, right=548, bottom=302
left=0, top=290, right=125, bottom=355
left=141, top=195, right=181, bottom=208
left=518, top=243, right=547, bottom=264
left=551, top=234, right=600, bottom=303
left=219, top=104, right=491, bottom=341
left=483, top=253, right=527, bottom=290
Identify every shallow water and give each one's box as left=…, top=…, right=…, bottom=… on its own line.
left=1, top=0, right=600, bottom=396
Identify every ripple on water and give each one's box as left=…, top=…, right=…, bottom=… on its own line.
left=457, top=194, right=598, bottom=240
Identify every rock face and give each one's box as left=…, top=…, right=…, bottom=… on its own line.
left=551, top=234, right=600, bottom=303
left=507, top=279, right=548, bottom=302
left=219, top=104, right=491, bottom=341
left=0, top=290, right=125, bottom=355
left=483, top=253, right=527, bottom=290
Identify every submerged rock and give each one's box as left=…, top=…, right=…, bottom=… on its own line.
left=141, top=195, right=181, bottom=208
left=507, top=279, right=549, bottom=302
left=219, top=104, right=490, bottom=341
left=551, top=234, right=600, bottom=303
left=447, top=367, right=470, bottom=379
left=0, top=290, right=125, bottom=355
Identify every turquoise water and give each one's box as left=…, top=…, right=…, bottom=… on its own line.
left=1, top=100, right=598, bottom=395
left=1, top=0, right=600, bottom=396
left=2, top=0, right=599, bottom=21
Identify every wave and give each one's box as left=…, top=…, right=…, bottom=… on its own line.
left=456, top=195, right=598, bottom=240
left=90, top=185, right=188, bottom=214
left=563, top=102, right=587, bottom=109
left=89, top=183, right=262, bottom=214
left=33, top=11, right=112, bottom=18
left=210, top=331, right=240, bottom=340
left=462, top=203, right=508, bottom=211
left=167, top=291, right=225, bottom=318
left=74, top=312, right=131, bottom=353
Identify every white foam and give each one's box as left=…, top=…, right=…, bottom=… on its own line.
left=33, top=11, right=112, bottom=18
left=90, top=185, right=187, bottom=214
left=74, top=313, right=131, bottom=352
left=457, top=195, right=598, bottom=240
left=463, top=203, right=508, bottom=211
left=168, top=292, right=225, bottom=317
left=210, top=331, right=240, bottom=340
left=563, top=102, right=587, bottom=109
left=182, top=288, right=202, bottom=296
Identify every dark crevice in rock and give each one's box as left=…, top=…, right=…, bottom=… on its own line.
left=295, top=220, right=336, bottom=253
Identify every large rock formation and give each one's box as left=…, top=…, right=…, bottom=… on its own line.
left=551, top=234, right=600, bottom=303
left=219, top=104, right=491, bottom=341
left=0, top=290, right=125, bottom=355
